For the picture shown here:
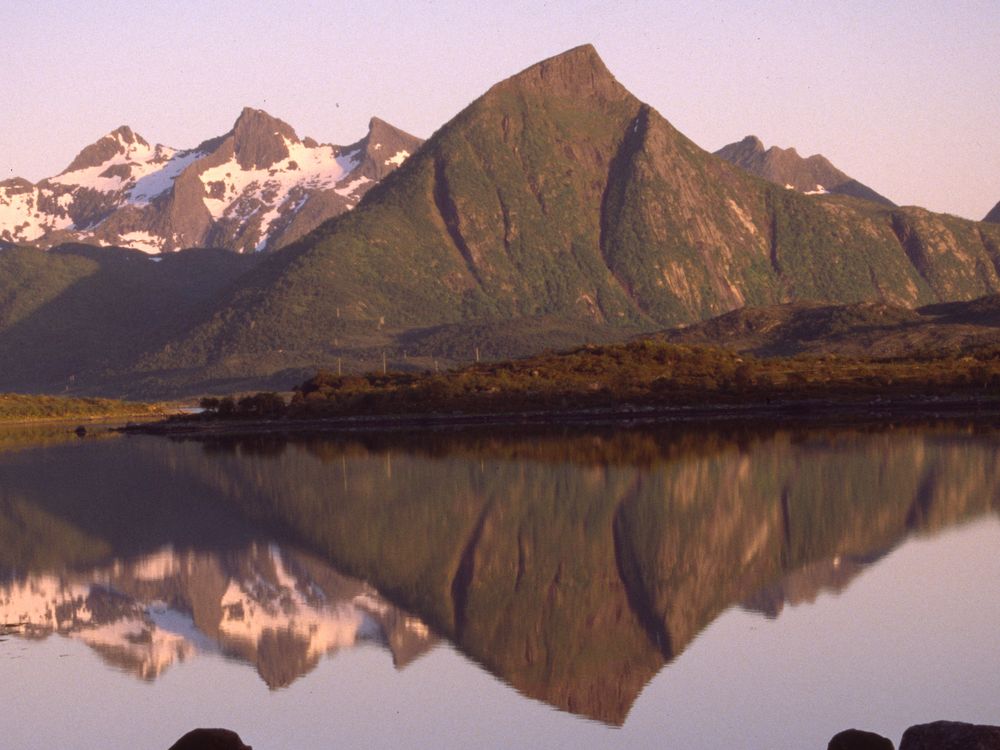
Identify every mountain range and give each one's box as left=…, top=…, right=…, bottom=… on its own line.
left=0, top=110, right=421, bottom=253
left=714, top=134, right=896, bottom=207
left=2, top=44, right=1000, bottom=396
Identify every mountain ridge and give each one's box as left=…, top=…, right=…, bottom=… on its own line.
left=3, top=44, right=1000, bottom=396
left=715, top=134, right=896, bottom=207
left=0, top=110, right=422, bottom=254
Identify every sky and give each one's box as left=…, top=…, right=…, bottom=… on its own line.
left=1, top=0, right=998, bottom=220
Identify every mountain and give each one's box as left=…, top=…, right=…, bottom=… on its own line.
left=128, top=44, right=1000, bottom=390
left=715, top=135, right=896, bottom=206
left=3, top=44, right=1000, bottom=396
left=986, top=201, right=1000, bottom=224
left=0, top=110, right=421, bottom=253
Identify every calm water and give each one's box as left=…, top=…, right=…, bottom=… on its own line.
left=1, top=422, right=998, bottom=749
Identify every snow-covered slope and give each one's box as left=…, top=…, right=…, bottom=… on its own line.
left=0, top=110, right=422, bottom=253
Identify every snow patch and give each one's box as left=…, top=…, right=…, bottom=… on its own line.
left=111, top=231, right=165, bottom=254
left=384, top=150, right=410, bottom=167
left=334, top=175, right=372, bottom=197
left=201, top=138, right=361, bottom=248
left=129, top=149, right=204, bottom=204
left=0, top=185, right=73, bottom=241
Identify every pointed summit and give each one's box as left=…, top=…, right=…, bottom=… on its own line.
left=985, top=201, right=1000, bottom=224
left=351, top=117, right=423, bottom=181
left=60, top=125, right=151, bottom=175
left=230, top=107, right=298, bottom=170
left=488, top=43, right=628, bottom=103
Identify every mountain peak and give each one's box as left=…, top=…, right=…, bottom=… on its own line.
left=494, top=43, right=625, bottom=101
left=351, top=116, right=423, bottom=181
left=230, top=107, right=298, bottom=170
left=985, top=201, right=1000, bottom=224
left=60, top=126, right=150, bottom=175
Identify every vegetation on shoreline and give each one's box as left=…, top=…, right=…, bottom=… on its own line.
left=0, top=393, right=164, bottom=423
left=193, top=339, right=1000, bottom=422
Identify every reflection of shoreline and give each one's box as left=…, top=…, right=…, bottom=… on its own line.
left=0, top=544, right=437, bottom=686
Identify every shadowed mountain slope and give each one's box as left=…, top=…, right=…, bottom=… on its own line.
left=658, top=294, right=1000, bottom=358
left=985, top=200, right=1000, bottom=224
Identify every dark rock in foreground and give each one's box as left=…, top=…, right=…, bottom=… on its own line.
left=168, top=728, right=251, bottom=750
left=829, top=728, right=895, bottom=750
left=899, top=721, right=1000, bottom=750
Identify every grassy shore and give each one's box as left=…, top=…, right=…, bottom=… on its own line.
left=0, top=393, right=165, bottom=424
left=138, top=340, right=1000, bottom=434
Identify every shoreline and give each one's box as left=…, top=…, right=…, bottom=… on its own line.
left=119, top=394, right=1000, bottom=438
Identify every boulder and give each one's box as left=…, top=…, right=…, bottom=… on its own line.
left=168, top=728, right=252, bottom=750
left=828, top=728, right=895, bottom=750
left=900, top=721, right=1000, bottom=750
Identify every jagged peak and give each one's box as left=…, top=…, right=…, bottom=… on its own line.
left=229, top=107, right=299, bottom=170
left=108, top=125, right=147, bottom=147
left=60, top=125, right=151, bottom=174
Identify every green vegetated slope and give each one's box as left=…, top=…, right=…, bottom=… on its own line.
left=4, top=45, right=1000, bottom=396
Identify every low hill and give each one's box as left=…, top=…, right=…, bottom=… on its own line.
left=658, top=294, right=1000, bottom=358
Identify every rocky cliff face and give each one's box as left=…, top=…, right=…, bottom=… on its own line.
left=715, top=134, right=896, bottom=207
left=0, top=110, right=422, bottom=253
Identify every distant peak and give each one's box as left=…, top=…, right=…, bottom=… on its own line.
left=108, top=125, right=147, bottom=147
left=230, top=107, right=298, bottom=170
left=60, top=125, right=150, bottom=174
left=365, top=116, right=419, bottom=142
left=985, top=200, right=1000, bottom=224
left=740, top=135, right=765, bottom=153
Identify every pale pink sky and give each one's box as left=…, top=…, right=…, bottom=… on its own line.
left=2, top=0, right=998, bottom=219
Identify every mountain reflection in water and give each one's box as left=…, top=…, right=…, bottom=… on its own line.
left=0, top=543, right=435, bottom=686
left=1, top=423, right=998, bottom=726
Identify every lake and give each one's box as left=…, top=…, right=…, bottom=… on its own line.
left=1, top=421, right=998, bottom=749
